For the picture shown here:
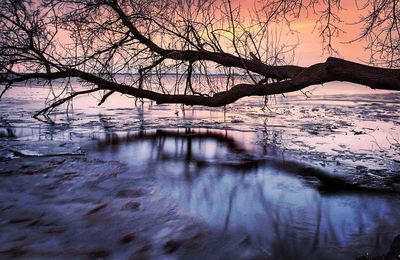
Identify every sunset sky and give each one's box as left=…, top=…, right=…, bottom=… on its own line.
left=50, top=0, right=373, bottom=68
left=210, top=0, right=375, bottom=67
left=238, top=1, right=372, bottom=66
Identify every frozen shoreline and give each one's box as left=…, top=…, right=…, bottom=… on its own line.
left=1, top=83, right=400, bottom=258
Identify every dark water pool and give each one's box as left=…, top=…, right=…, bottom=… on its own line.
left=91, top=128, right=400, bottom=259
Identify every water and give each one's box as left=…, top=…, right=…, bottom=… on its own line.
left=89, top=128, right=400, bottom=259
left=1, top=78, right=400, bottom=259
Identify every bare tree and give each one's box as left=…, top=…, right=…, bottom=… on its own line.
left=0, top=0, right=399, bottom=119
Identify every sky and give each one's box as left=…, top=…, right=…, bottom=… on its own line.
left=291, top=12, right=370, bottom=66
left=233, top=0, right=372, bottom=66
left=25, top=0, right=375, bottom=71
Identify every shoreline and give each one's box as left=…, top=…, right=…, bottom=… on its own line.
left=1, top=84, right=400, bottom=259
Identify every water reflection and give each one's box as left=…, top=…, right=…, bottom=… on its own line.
left=93, top=128, right=400, bottom=259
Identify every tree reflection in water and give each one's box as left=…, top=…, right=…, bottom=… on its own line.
left=94, top=128, right=400, bottom=259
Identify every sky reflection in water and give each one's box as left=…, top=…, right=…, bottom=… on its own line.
left=94, top=129, right=400, bottom=259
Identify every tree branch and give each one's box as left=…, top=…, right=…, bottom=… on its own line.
left=33, top=87, right=101, bottom=118
left=22, top=57, right=397, bottom=111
